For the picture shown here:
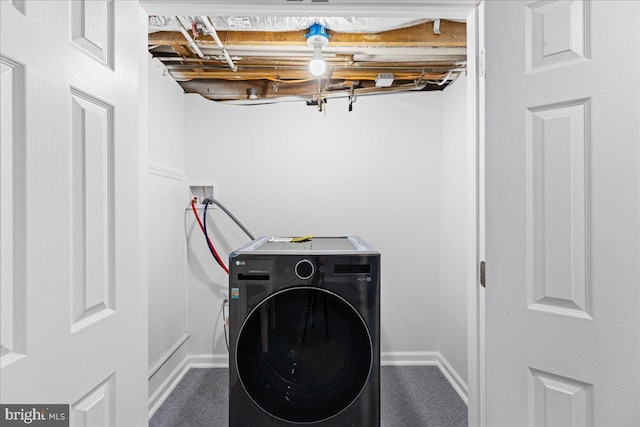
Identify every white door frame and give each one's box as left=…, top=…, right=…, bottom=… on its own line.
left=465, top=5, right=485, bottom=426
left=139, top=2, right=485, bottom=426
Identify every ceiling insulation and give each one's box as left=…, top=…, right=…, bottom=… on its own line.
left=149, top=16, right=446, bottom=33
left=148, top=16, right=467, bottom=107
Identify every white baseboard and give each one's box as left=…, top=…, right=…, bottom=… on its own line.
left=148, top=354, right=227, bottom=418
left=189, top=353, right=229, bottom=368
left=185, top=353, right=454, bottom=371
left=148, top=355, right=190, bottom=418
left=148, top=332, right=189, bottom=379
left=381, top=351, right=468, bottom=404
left=436, top=354, right=469, bottom=405
left=381, top=351, right=440, bottom=366
left=148, top=351, right=468, bottom=419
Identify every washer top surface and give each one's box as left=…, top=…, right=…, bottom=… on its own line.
left=231, top=236, right=378, bottom=256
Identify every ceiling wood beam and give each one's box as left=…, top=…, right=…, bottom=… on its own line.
left=181, top=79, right=328, bottom=99
left=169, top=42, right=192, bottom=57
left=170, top=68, right=448, bottom=81
left=164, top=64, right=464, bottom=73
left=159, top=57, right=463, bottom=70
left=149, top=20, right=466, bottom=48
left=180, top=79, right=445, bottom=102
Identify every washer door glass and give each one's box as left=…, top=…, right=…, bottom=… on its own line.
left=236, top=287, right=372, bottom=423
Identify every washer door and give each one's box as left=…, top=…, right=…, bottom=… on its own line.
left=236, top=287, right=372, bottom=423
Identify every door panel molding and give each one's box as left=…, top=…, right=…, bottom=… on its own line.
left=526, top=98, right=592, bottom=319
left=0, top=55, right=27, bottom=367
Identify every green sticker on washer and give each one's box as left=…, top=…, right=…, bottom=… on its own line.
left=231, top=288, right=240, bottom=299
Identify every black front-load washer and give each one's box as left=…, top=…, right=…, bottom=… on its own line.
left=228, top=236, right=380, bottom=426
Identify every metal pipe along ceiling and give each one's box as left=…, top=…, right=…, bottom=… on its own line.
left=199, top=16, right=238, bottom=72
left=176, top=16, right=204, bottom=58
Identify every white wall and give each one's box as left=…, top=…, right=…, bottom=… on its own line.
left=438, top=74, right=468, bottom=385
left=146, top=56, right=188, bottom=411
left=184, top=92, right=445, bottom=362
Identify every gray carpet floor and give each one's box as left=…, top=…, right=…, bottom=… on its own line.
left=150, top=366, right=467, bottom=427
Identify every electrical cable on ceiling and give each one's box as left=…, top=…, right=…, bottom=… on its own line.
left=190, top=199, right=229, bottom=274
left=202, top=197, right=255, bottom=240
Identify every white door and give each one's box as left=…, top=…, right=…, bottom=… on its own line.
left=485, top=1, right=639, bottom=426
left=0, top=1, right=147, bottom=426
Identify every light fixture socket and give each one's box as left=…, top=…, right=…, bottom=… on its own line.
left=306, top=24, right=330, bottom=77
left=305, top=23, right=330, bottom=45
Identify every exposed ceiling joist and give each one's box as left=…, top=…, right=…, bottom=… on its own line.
left=161, top=60, right=464, bottom=72
left=149, top=19, right=465, bottom=49
left=169, top=68, right=447, bottom=81
left=169, top=42, right=192, bottom=57
left=148, top=18, right=467, bottom=103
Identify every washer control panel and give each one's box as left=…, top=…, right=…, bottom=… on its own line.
left=232, top=254, right=377, bottom=286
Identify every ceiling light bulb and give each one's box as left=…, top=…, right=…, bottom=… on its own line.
left=309, top=47, right=326, bottom=76
left=309, top=59, right=326, bottom=76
